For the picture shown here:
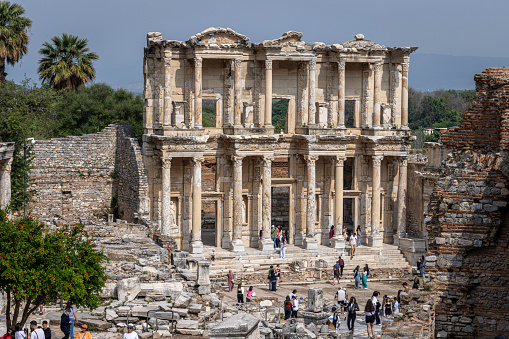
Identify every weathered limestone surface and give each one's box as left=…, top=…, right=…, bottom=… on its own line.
left=0, top=142, right=14, bottom=209
left=208, top=313, right=260, bottom=339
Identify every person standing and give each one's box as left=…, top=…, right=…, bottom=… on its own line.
left=75, top=325, right=91, bottom=339
left=122, top=324, right=138, bottom=339
left=356, top=226, right=362, bottom=247
left=227, top=270, right=235, bottom=292
left=364, top=264, right=370, bottom=277
left=275, top=264, right=281, bottom=287
left=333, top=261, right=341, bottom=285
left=349, top=232, right=357, bottom=259
left=280, top=239, right=286, bottom=258
left=14, top=324, right=25, bottom=339
left=419, top=256, right=425, bottom=277
left=60, top=309, right=71, bottom=339
left=41, top=322, right=50, bottom=339
left=237, top=282, right=244, bottom=303
left=246, top=286, right=256, bottom=301
left=288, top=289, right=297, bottom=300
left=346, top=296, right=359, bottom=332
left=364, top=299, right=376, bottom=339
left=1, top=329, right=13, bottom=339
left=284, top=296, right=292, bottom=320
left=393, top=296, right=400, bottom=314
left=338, top=256, right=345, bottom=277
left=371, top=291, right=381, bottom=325
left=66, top=304, right=77, bottom=339
left=353, top=266, right=361, bottom=289
left=335, top=286, right=348, bottom=313
left=362, top=268, right=368, bottom=289
left=329, top=225, right=335, bottom=239
left=29, top=322, right=44, bottom=339
left=268, top=266, right=277, bottom=291
left=271, top=225, right=277, bottom=248
left=329, top=307, right=340, bottom=332
left=384, top=297, right=393, bottom=318
left=291, top=295, right=299, bottom=318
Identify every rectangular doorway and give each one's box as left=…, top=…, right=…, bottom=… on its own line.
left=343, top=198, right=355, bottom=234
left=271, top=186, right=289, bottom=229
left=202, top=200, right=216, bottom=246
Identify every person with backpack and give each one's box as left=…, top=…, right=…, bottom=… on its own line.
left=332, top=261, right=341, bottom=285
left=335, top=286, right=348, bottom=313
left=328, top=307, right=340, bottom=332
left=338, top=256, right=345, bottom=277
left=346, top=296, right=359, bottom=332
left=284, top=296, right=292, bottom=320
left=353, top=266, right=361, bottom=289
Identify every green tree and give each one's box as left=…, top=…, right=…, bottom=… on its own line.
left=272, top=99, right=288, bottom=133
left=37, top=33, right=99, bottom=91
left=0, top=1, right=31, bottom=83
left=0, top=212, right=107, bottom=329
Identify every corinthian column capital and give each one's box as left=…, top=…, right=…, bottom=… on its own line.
left=372, top=155, right=384, bottom=166
left=265, top=59, right=272, bottom=70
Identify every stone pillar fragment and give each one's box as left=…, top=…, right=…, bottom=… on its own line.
left=163, top=55, right=172, bottom=126
left=264, top=60, right=273, bottom=127
left=233, top=59, right=242, bottom=127
left=0, top=158, right=12, bottom=209
left=395, top=156, right=408, bottom=241
left=161, top=155, right=172, bottom=236
left=337, top=61, right=345, bottom=128
left=369, top=155, right=383, bottom=247
left=231, top=155, right=245, bottom=252
left=331, top=156, right=346, bottom=250
left=190, top=157, right=204, bottom=254
left=305, top=155, right=319, bottom=250
left=194, top=57, right=202, bottom=128
left=308, top=59, right=316, bottom=127
left=373, top=62, right=382, bottom=128
left=196, top=260, right=211, bottom=294
left=260, top=156, right=274, bottom=251
left=401, top=62, right=409, bottom=128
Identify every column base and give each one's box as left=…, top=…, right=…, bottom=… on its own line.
left=330, top=237, right=346, bottom=251
left=230, top=239, right=245, bottom=252
left=393, top=233, right=407, bottom=246
left=367, top=234, right=383, bottom=247
left=294, top=233, right=305, bottom=246
left=401, top=125, right=410, bottom=130
left=189, top=240, right=204, bottom=254
left=259, top=238, right=274, bottom=252
left=304, top=237, right=318, bottom=250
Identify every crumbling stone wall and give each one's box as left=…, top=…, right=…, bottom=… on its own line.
left=30, top=123, right=148, bottom=224
left=425, top=68, right=509, bottom=338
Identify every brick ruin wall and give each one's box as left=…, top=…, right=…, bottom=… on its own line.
left=30, top=123, right=148, bottom=224
left=425, top=68, right=509, bottom=338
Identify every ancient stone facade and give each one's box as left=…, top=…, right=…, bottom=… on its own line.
left=0, top=142, right=14, bottom=209
left=29, top=123, right=149, bottom=224
left=425, top=68, right=509, bottom=337
left=142, top=28, right=417, bottom=253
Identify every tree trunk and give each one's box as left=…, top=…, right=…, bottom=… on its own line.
left=6, top=289, right=11, bottom=330
left=0, top=58, right=6, bottom=83
left=11, top=299, right=21, bottom=329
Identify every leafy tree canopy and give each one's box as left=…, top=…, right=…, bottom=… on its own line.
left=0, top=211, right=107, bottom=329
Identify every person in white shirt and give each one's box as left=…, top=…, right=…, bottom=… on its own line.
left=291, top=296, right=299, bottom=318
left=393, top=297, right=400, bottom=313
left=288, top=289, right=297, bottom=300
left=122, top=324, right=138, bottom=339
left=350, top=233, right=357, bottom=258
left=335, top=287, right=348, bottom=313
left=29, top=322, right=44, bottom=339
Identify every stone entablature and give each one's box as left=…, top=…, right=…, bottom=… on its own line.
left=143, top=28, right=417, bottom=253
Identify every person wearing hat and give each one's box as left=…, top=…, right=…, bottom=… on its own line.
left=75, top=325, right=91, bottom=339
left=122, top=324, right=138, bottom=339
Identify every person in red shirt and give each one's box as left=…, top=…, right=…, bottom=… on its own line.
left=1, top=328, right=13, bottom=339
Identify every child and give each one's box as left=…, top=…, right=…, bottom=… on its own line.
left=210, top=249, right=215, bottom=261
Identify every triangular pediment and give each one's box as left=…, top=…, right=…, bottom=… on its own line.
left=188, top=27, right=249, bottom=46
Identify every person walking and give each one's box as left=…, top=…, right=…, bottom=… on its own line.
left=338, top=256, right=345, bottom=277
left=333, top=261, right=341, bottom=285
left=335, top=286, right=348, bottom=313
left=283, top=296, right=292, bottom=320
left=353, top=266, right=361, bottom=289
left=280, top=239, right=286, bottom=258
left=75, top=325, right=92, bottom=339
left=291, top=295, right=299, bottom=318
left=371, top=291, right=381, bottom=325
left=60, top=308, right=71, bottom=339
left=329, top=307, right=340, bottom=332
left=364, top=299, right=376, bottom=339
left=346, top=296, right=359, bottom=332
left=362, top=268, right=368, bottom=289
left=349, top=232, right=357, bottom=259
left=237, top=282, right=244, bottom=303
left=227, top=270, right=235, bottom=292
left=356, top=226, right=362, bottom=247
left=122, top=324, right=138, bottom=339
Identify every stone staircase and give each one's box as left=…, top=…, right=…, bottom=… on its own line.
left=192, top=243, right=411, bottom=279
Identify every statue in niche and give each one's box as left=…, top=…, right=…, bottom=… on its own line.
left=170, top=200, right=177, bottom=226
left=242, top=198, right=247, bottom=224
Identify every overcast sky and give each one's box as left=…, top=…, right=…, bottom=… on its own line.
left=7, top=0, right=509, bottom=90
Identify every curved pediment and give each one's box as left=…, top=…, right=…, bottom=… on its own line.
left=188, top=27, right=250, bottom=46
left=341, top=34, right=386, bottom=51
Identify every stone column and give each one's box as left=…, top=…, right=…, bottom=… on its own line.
left=194, top=57, right=203, bottom=128
left=190, top=157, right=204, bottom=254
left=196, top=260, right=211, bottom=294
left=331, top=156, right=346, bottom=250
left=369, top=155, right=383, bottom=247
left=305, top=155, right=319, bottom=250
left=260, top=155, right=274, bottom=251
left=161, top=155, right=172, bottom=236
left=233, top=59, right=242, bottom=128
left=395, top=156, right=408, bottom=243
left=337, top=60, right=345, bottom=128
left=0, top=159, right=12, bottom=209
left=361, top=63, right=372, bottom=128
left=231, top=155, right=245, bottom=252
left=264, top=60, right=273, bottom=127
left=163, top=54, right=172, bottom=126
left=373, top=62, right=382, bottom=128
left=401, top=62, right=409, bottom=128
left=308, top=59, right=316, bottom=127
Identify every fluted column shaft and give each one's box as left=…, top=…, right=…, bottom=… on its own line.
left=373, top=62, right=382, bottom=128
left=163, top=54, right=172, bottom=126
left=262, top=156, right=273, bottom=240
left=194, top=57, right=202, bottom=128
left=190, top=157, right=204, bottom=253
left=161, top=156, right=172, bottom=236
left=308, top=59, right=316, bottom=127
left=306, top=155, right=318, bottom=237
left=264, top=60, right=273, bottom=127
left=234, top=59, right=242, bottom=127
left=396, top=156, right=408, bottom=235
left=401, top=62, right=409, bottom=127
left=334, top=156, right=345, bottom=234
left=232, top=156, right=243, bottom=240
left=337, top=61, right=345, bottom=128
left=371, top=155, right=383, bottom=235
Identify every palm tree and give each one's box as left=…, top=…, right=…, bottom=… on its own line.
left=0, top=1, right=32, bottom=83
left=37, top=33, right=99, bottom=91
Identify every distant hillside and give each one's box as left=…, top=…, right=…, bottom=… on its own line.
left=410, top=53, right=509, bottom=91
